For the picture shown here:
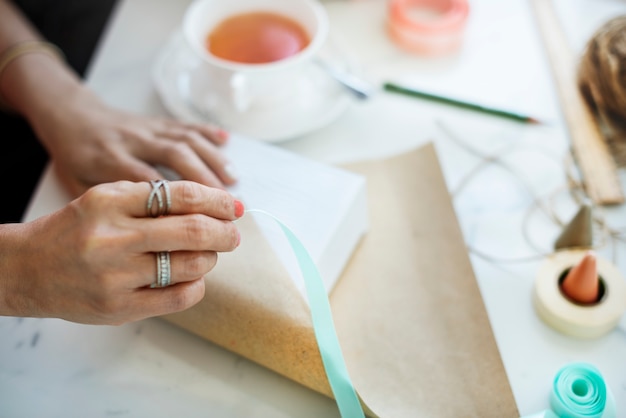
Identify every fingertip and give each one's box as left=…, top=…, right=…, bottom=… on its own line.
left=191, top=276, right=206, bottom=299
left=207, top=126, right=229, bottom=144
left=173, top=278, right=206, bottom=312
left=234, top=199, right=245, bottom=218
left=190, top=122, right=230, bottom=144
left=216, top=128, right=229, bottom=141
left=224, top=163, right=239, bottom=183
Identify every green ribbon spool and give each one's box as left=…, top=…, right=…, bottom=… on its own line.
left=550, top=362, right=615, bottom=418
left=525, top=362, right=616, bottom=418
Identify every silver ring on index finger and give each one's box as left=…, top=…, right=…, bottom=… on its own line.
left=146, top=179, right=171, bottom=217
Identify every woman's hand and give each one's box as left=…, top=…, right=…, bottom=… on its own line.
left=0, top=180, right=243, bottom=325
left=0, top=0, right=238, bottom=199
left=31, top=87, right=239, bottom=198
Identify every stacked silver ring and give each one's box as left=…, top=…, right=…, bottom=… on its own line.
left=146, top=179, right=171, bottom=218
left=151, top=251, right=171, bottom=288
left=146, top=180, right=173, bottom=288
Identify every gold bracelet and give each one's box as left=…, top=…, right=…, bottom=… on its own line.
left=0, top=40, right=65, bottom=110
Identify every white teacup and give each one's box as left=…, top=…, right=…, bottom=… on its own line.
left=182, top=0, right=329, bottom=131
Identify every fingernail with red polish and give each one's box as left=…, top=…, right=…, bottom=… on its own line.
left=218, top=128, right=229, bottom=139
left=234, top=199, right=245, bottom=218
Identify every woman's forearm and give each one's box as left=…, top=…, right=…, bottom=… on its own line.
left=0, top=0, right=89, bottom=138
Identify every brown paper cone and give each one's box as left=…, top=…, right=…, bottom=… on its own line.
left=162, top=142, right=518, bottom=417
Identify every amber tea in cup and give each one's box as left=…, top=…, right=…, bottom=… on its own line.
left=206, top=11, right=311, bottom=64
left=183, top=0, right=329, bottom=133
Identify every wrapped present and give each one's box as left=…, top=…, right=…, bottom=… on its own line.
left=163, top=142, right=517, bottom=417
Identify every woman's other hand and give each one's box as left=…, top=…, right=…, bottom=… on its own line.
left=33, top=88, right=239, bottom=197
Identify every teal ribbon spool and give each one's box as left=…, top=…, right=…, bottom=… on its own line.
left=246, top=209, right=365, bottom=418
left=550, top=363, right=615, bottom=418
left=525, top=362, right=616, bottom=418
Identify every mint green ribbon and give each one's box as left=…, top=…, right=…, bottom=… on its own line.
left=246, top=209, right=365, bottom=418
left=244, top=211, right=618, bottom=418
left=523, top=362, right=616, bottom=418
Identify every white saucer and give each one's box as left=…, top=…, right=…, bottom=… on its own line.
left=152, top=31, right=354, bottom=143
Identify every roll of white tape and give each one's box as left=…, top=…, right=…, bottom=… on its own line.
left=533, top=249, right=626, bottom=338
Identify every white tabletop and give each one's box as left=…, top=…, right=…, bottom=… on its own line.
left=2, top=0, right=626, bottom=417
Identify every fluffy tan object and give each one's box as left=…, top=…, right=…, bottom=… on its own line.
left=578, top=15, right=626, bottom=165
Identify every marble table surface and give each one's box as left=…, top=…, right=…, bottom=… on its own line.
left=2, top=0, right=626, bottom=416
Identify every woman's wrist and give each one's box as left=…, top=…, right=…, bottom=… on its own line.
left=0, top=49, right=103, bottom=152
left=0, top=223, right=34, bottom=317
left=0, top=40, right=65, bottom=109
left=0, top=46, right=85, bottom=119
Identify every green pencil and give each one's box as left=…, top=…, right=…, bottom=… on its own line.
left=383, top=82, right=541, bottom=124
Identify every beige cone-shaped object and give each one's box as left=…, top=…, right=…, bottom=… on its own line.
left=561, top=251, right=599, bottom=304
left=554, top=202, right=593, bottom=250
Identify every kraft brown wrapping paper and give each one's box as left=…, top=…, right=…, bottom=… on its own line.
left=162, top=142, right=518, bottom=417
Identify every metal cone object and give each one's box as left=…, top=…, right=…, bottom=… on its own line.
left=554, top=202, right=593, bottom=250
